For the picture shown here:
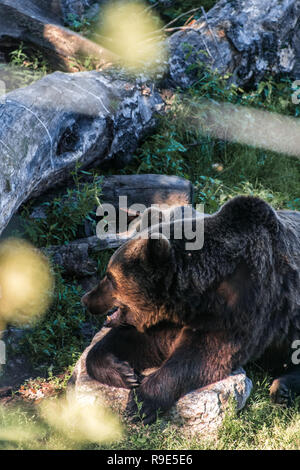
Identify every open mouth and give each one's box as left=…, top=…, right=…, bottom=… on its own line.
left=103, top=306, right=122, bottom=326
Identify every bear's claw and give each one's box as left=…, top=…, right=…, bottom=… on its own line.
left=115, top=360, right=143, bottom=389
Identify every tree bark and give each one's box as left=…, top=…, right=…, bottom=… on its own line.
left=101, top=174, right=193, bottom=208
left=0, top=70, right=164, bottom=236
left=0, top=0, right=115, bottom=71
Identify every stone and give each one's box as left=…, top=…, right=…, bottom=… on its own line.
left=0, top=70, right=163, bottom=236
left=0, top=327, right=36, bottom=389
left=168, top=0, right=300, bottom=89
left=68, top=327, right=253, bottom=435
left=165, top=369, right=252, bottom=434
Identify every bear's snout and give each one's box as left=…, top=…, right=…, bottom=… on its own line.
left=81, top=281, right=115, bottom=316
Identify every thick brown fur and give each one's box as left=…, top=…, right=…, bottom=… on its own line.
left=82, top=196, right=300, bottom=424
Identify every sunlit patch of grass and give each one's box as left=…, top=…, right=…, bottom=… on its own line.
left=96, top=370, right=300, bottom=450
left=215, top=370, right=300, bottom=450
left=40, top=392, right=123, bottom=446
left=124, top=71, right=300, bottom=215
left=0, top=393, right=122, bottom=450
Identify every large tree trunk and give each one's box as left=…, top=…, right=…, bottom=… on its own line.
left=0, top=70, right=164, bottom=236
left=168, top=0, right=300, bottom=89
left=0, top=0, right=115, bottom=71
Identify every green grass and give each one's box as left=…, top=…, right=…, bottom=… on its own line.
left=123, top=70, right=300, bottom=214
left=17, top=268, right=88, bottom=375
left=1, top=369, right=299, bottom=450
left=21, top=166, right=101, bottom=248
left=9, top=42, right=49, bottom=74
left=4, top=166, right=104, bottom=374
left=0, top=42, right=51, bottom=95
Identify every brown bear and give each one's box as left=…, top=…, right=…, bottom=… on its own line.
left=82, top=196, right=300, bottom=424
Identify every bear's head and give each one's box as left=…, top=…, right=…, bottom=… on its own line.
left=81, top=231, right=175, bottom=331
left=82, top=196, right=280, bottom=332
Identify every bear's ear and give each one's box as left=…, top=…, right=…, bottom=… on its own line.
left=133, top=232, right=171, bottom=265
left=134, top=232, right=171, bottom=266
left=147, top=233, right=171, bottom=264
left=217, top=196, right=279, bottom=234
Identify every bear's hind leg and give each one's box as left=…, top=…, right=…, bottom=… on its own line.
left=270, top=366, right=300, bottom=405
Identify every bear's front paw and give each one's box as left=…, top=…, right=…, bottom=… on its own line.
left=116, top=361, right=144, bottom=389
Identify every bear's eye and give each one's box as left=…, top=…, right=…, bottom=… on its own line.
left=106, top=271, right=117, bottom=288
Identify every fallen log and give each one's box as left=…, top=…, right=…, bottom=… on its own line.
left=0, top=70, right=164, bottom=236
left=0, top=0, right=115, bottom=71
left=44, top=174, right=193, bottom=276
left=45, top=234, right=128, bottom=277
left=101, top=174, right=193, bottom=208
left=29, top=174, right=193, bottom=220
